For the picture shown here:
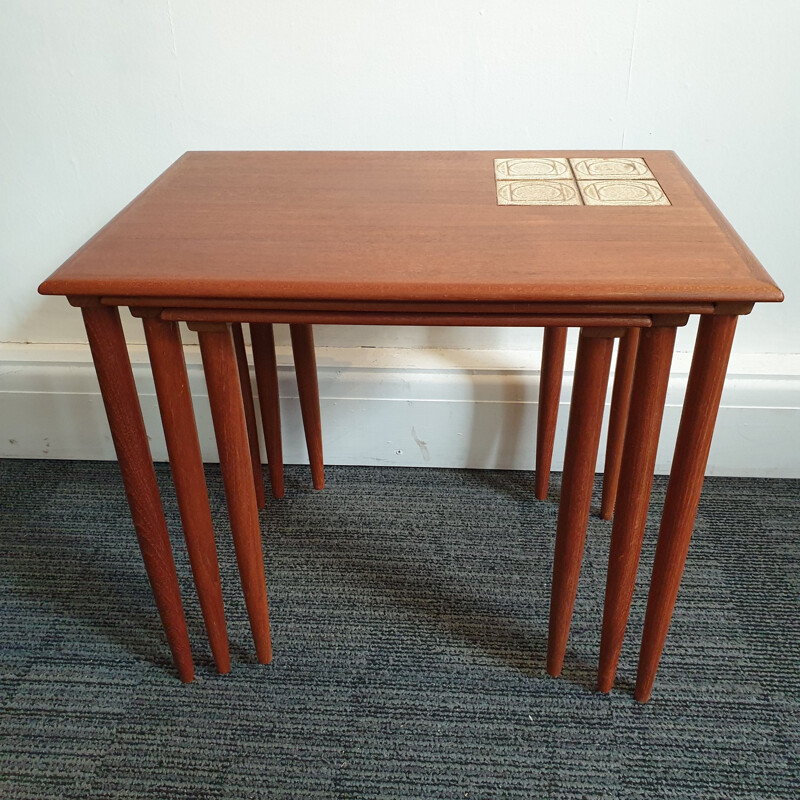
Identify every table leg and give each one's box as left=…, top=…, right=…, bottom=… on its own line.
left=535, top=327, right=567, bottom=500
left=597, top=325, right=675, bottom=691
left=546, top=328, right=614, bottom=676
left=232, top=323, right=266, bottom=509
left=251, top=323, right=285, bottom=500
left=197, top=324, right=272, bottom=664
left=635, top=315, right=737, bottom=702
left=290, top=323, right=325, bottom=490
left=143, top=316, right=231, bottom=674
left=600, top=328, right=640, bottom=520
left=81, top=305, right=194, bottom=682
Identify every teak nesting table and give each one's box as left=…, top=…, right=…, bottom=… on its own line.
left=39, top=151, right=783, bottom=702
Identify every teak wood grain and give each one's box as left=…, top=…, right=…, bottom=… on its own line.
left=250, top=323, right=285, bottom=500
left=289, top=324, right=325, bottom=490
left=597, top=325, right=676, bottom=692
left=197, top=325, right=272, bottom=665
left=635, top=315, right=738, bottom=702
left=231, top=322, right=267, bottom=509
left=600, top=328, right=641, bottom=520
left=82, top=305, right=194, bottom=682
left=39, top=153, right=783, bottom=699
left=101, top=298, right=719, bottom=315
left=159, top=309, right=655, bottom=328
left=546, top=329, right=615, bottom=677
left=40, top=151, right=782, bottom=306
left=142, top=316, right=231, bottom=674
left=534, top=327, right=567, bottom=500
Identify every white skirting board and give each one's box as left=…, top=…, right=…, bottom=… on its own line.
left=1, top=343, right=799, bottom=477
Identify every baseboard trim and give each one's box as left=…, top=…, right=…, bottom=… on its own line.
left=1, top=343, right=799, bottom=477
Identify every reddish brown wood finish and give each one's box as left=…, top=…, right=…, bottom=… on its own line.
left=142, top=316, right=231, bottom=674
left=546, top=330, right=614, bottom=677
left=600, top=328, right=641, bottom=520
left=39, top=153, right=781, bottom=696
left=597, top=325, right=676, bottom=692
left=102, top=297, right=719, bottom=315
left=100, top=296, right=720, bottom=316
left=161, top=309, right=654, bottom=328
left=635, top=315, right=737, bottom=702
left=250, top=323, right=285, bottom=500
left=81, top=305, right=194, bottom=682
left=535, top=327, right=567, bottom=500
left=231, top=323, right=266, bottom=508
left=40, top=152, right=782, bottom=305
left=198, top=325, right=272, bottom=664
left=290, top=324, right=325, bottom=490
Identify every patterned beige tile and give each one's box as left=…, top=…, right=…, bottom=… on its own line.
left=496, top=180, right=581, bottom=206
left=578, top=179, right=670, bottom=206
left=494, top=158, right=571, bottom=180
left=570, top=157, right=654, bottom=181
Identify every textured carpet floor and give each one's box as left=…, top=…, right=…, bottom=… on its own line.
left=1, top=459, right=798, bottom=799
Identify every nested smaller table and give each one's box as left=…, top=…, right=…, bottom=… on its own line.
left=39, top=151, right=783, bottom=701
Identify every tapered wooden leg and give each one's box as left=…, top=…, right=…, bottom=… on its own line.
left=81, top=305, right=194, bottom=682
left=197, top=324, right=272, bottom=664
left=547, top=329, right=615, bottom=676
left=143, top=316, right=231, bottom=674
left=635, top=315, right=737, bottom=702
left=290, top=323, right=324, bottom=490
left=250, top=323, right=285, bottom=499
left=600, top=328, right=640, bottom=520
left=535, top=327, right=567, bottom=500
left=232, top=323, right=266, bottom=509
left=597, top=325, right=676, bottom=692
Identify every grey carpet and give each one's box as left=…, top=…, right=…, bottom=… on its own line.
left=1, top=459, right=798, bottom=799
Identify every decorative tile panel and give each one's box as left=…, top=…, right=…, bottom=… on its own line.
left=494, top=155, right=669, bottom=206
left=494, top=158, right=571, bottom=180
left=570, top=157, right=655, bottom=180
left=578, top=179, right=670, bottom=206
left=496, top=180, right=581, bottom=206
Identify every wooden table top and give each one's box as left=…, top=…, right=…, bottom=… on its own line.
left=39, top=151, right=782, bottom=306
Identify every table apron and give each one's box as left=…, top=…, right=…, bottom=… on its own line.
left=102, top=296, right=717, bottom=316
left=157, top=308, right=666, bottom=328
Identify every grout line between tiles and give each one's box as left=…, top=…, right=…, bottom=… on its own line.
left=565, top=159, right=584, bottom=205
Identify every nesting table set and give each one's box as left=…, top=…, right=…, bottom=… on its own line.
left=39, top=151, right=782, bottom=701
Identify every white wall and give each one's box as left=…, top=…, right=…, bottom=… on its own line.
left=1, top=1, right=798, bottom=472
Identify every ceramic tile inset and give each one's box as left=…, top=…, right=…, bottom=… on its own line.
left=578, top=179, right=670, bottom=206
left=570, top=157, right=655, bottom=180
left=496, top=180, right=581, bottom=206
left=494, top=158, right=571, bottom=180
left=492, top=154, right=670, bottom=206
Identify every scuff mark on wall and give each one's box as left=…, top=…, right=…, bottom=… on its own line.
left=411, top=426, right=430, bottom=461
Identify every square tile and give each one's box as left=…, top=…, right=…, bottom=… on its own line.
left=494, top=158, right=572, bottom=180
left=578, top=179, right=670, bottom=206
left=496, top=180, right=581, bottom=206
left=570, top=157, right=654, bottom=180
